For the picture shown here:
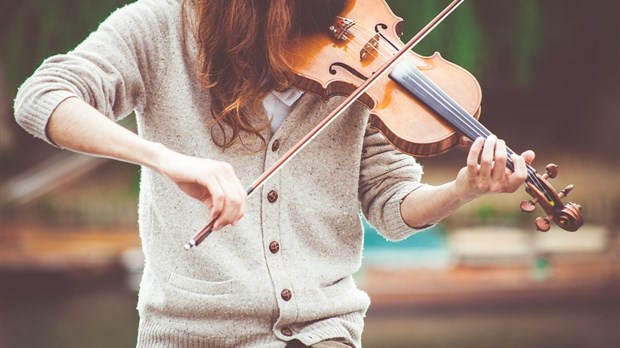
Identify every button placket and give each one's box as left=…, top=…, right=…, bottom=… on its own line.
left=261, top=145, right=298, bottom=328
left=281, top=327, right=294, bottom=337
left=267, top=189, right=279, bottom=203
left=271, top=139, right=280, bottom=152
left=281, top=288, right=292, bottom=301
left=269, top=241, right=280, bottom=254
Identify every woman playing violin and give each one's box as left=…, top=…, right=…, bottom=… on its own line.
left=14, top=0, right=534, bottom=346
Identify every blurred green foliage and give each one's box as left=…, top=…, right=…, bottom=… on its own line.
left=2, top=0, right=543, bottom=90
left=3, top=0, right=619, bottom=88
left=2, top=0, right=618, bottom=160
left=389, top=0, right=541, bottom=83
left=1, top=0, right=131, bottom=89
left=389, top=0, right=486, bottom=76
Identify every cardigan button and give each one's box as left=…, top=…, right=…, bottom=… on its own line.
left=271, top=139, right=280, bottom=152
left=281, top=327, right=293, bottom=337
left=267, top=190, right=278, bottom=203
left=269, top=241, right=280, bottom=254
left=281, top=288, right=292, bottom=301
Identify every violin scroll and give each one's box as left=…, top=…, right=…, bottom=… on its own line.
left=520, top=164, right=584, bottom=232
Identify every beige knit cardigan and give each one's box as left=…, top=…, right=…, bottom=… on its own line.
left=14, top=0, right=426, bottom=346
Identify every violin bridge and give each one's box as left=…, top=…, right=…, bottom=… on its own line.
left=360, top=33, right=380, bottom=62
left=329, top=16, right=355, bottom=41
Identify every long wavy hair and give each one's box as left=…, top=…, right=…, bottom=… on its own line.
left=181, top=0, right=345, bottom=150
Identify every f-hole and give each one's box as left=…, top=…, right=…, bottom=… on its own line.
left=329, top=62, right=369, bottom=81
left=374, top=23, right=399, bottom=51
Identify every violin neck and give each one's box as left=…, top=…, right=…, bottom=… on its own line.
left=391, top=59, right=572, bottom=219
left=389, top=60, right=535, bottom=178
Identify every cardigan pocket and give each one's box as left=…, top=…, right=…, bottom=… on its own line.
left=168, top=272, right=238, bottom=295
left=320, top=276, right=355, bottom=299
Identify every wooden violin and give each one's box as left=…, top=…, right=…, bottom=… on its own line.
left=285, top=0, right=583, bottom=233
left=185, top=0, right=583, bottom=250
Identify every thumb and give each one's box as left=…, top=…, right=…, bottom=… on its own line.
left=521, top=150, right=535, bottom=165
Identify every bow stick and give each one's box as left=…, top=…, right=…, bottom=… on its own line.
left=184, top=0, right=465, bottom=250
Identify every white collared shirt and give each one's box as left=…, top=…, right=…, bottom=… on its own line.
left=262, top=88, right=304, bottom=133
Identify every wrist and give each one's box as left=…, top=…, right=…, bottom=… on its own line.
left=143, top=141, right=174, bottom=172
left=450, top=179, right=481, bottom=204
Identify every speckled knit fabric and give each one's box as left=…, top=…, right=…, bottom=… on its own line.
left=13, top=1, right=426, bottom=347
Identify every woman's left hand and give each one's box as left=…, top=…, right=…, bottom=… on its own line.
left=454, top=135, right=535, bottom=200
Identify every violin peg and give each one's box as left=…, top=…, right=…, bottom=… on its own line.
left=535, top=216, right=551, bottom=232
left=520, top=200, right=537, bottom=213
left=544, top=164, right=559, bottom=179
left=558, top=184, right=574, bottom=199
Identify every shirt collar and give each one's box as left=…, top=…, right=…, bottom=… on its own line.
left=272, top=87, right=304, bottom=107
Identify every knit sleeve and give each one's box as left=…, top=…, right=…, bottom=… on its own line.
left=358, top=126, right=432, bottom=241
left=13, top=0, right=174, bottom=145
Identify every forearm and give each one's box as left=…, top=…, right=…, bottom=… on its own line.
left=48, top=97, right=166, bottom=170
left=47, top=97, right=246, bottom=228
left=400, top=181, right=479, bottom=228
left=400, top=136, right=533, bottom=228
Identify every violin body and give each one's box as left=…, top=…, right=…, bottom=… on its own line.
left=289, top=0, right=482, bottom=156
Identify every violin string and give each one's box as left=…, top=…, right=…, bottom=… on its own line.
left=350, top=27, right=394, bottom=61
left=348, top=28, right=497, bottom=143
left=347, top=28, right=496, bottom=142
left=345, top=26, right=552, bottom=200
left=346, top=28, right=495, bottom=143
left=343, top=25, right=550, bottom=200
left=394, top=61, right=552, bottom=198
left=346, top=21, right=498, bottom=144
left=394, top=62, right=553, bottom=199
left=351, top=29, right=551, bottom=199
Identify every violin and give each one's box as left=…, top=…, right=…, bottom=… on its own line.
left=184, top=0, right=583, bottom=250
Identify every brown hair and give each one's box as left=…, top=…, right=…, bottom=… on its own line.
left=181, top=0, right=345, bottom=150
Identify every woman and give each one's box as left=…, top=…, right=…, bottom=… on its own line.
left=14, top=0, right=533, bottom=346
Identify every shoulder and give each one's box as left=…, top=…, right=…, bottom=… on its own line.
left=115, top=0, right=182, bottom=20
left=100, top=0, right=182, bottom=33
left=80, top=0, right=185, bottom=59
left=119, top=0, right=182, bottom=14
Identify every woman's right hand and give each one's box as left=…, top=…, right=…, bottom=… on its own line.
left=42, top=98, right=246, bottom=230
left=155, top=147, right=247, bottom=230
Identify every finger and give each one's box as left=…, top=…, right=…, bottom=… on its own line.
left=466, top=137, right=484, bottom=176
left=231, top=188, right=246, bottom=225
left=234, top=201, right=246, bottom=226
left=492, top=139, right=508, bottom=182
left=198, top=175, right=225, bottom=220
left=215, top=203, right=245, bottom=229
left=213, top=174, right=243, bottom=229
left=219, top=163, right=246, bottom=219
left=479, top=135, right=497, bottom=180
left=214, top=202, right=238, bottom=231
left=508, top=154, right=528, bottom=191
left=226, top=166, right=248, bottom=220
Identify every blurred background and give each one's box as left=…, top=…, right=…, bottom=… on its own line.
left=1, top=0, right=618, bottom=347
